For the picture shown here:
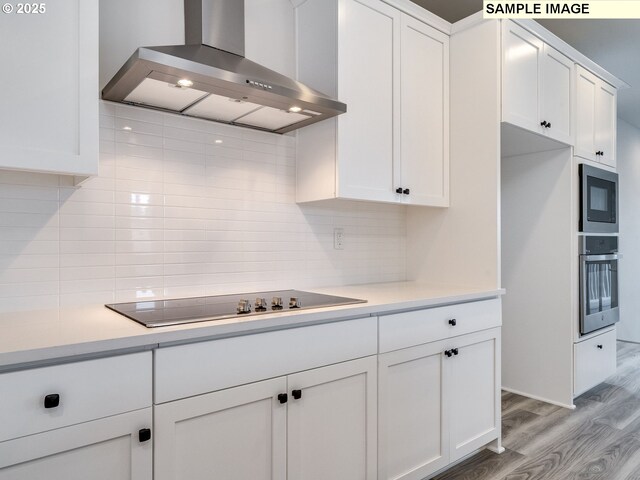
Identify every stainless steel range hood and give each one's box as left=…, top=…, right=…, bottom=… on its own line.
left=102, top=0, right=346, bottom=134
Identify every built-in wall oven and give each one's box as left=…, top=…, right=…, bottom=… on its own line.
left=580, top=236, right=620, bottom=335
left=579, top=164, right=619, bottom=233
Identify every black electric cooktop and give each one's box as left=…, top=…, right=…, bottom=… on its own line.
left=106, top=290, right=367, bottom=328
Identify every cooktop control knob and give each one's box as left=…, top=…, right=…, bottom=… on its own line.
left=255, top=298, right=267, bottom=311
left=272, top=297, right=283, bottom=310
left=289, top=297, right=301, bottom=309
left=237, top=300, right=251, bottom=314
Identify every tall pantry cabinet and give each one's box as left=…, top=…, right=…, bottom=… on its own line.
left=295, top=0, right=449, bottom=207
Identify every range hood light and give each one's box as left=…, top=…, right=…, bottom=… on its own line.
left=214, top=139, right=223, bottom=144
left=177, top=79, right=193, bottom=88
left=288, top=106, right=302, bottom=113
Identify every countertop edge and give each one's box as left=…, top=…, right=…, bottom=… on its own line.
left=0, top=286, right=505, bottom=369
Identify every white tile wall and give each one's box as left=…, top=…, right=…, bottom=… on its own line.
left=0, top=103, right=406, bottom=311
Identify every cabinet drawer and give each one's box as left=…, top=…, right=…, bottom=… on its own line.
left=574, top=329, right=616, bottom=396
left=0, top=351, right=152, bottom=442
left=155, top=317, right=377, bottom=403
left=379, top=298, right=501, bottom=353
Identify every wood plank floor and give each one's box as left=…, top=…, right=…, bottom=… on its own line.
left=433, top=341, right=640, bottom=480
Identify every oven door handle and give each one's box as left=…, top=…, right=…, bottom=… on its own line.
left=582, top=254, right=622, bottom=261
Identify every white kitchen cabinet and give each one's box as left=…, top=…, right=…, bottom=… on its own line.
left=502, top=21, right=573, bottom=145
left=0, top=0, right=99, bottom=179
left=574, top=328, right=617, bottom=396
left=378, top=339, right=449, bottom=480
left=0, top=352, right=152, bottom=479
left=448, top=329, right=501, bottom=461
left=379, top=322, right=500, bottom=480
left=295, top=0, right=449, bottom=207
left=575, top=65, right=617, bottom=167
left=0, top=408, right=152, bottom=480
left=154, top=356, right=377, bottom=480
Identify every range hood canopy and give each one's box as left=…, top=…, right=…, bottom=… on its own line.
left=102, top=0, right=346, bottom=134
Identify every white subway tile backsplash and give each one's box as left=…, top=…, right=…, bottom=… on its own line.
left=0, top=102, right=406, bottom=311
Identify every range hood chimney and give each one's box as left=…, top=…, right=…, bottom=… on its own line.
left=102, top=0, right=346, bottom=134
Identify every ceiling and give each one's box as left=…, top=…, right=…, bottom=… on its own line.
left=411, top=0, right=640, bottom=130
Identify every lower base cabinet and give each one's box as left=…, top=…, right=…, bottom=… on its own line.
left=0, top=408, right=152, bottom=480
left=574, top=328, right=617, bottom=397
left=154, top=356, right=378, bottom=480
left=378, top=328, right=500, bottom=480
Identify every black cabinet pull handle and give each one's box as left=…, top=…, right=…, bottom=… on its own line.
left=278, top=393, right=288, bottom=404
left=395, top=188, right=403, bottom=194
left=452, top=348, right=459, bottom=356
left=138, top=428, right=151, bottom=443
left=597, top=344, right=603, bottom=349
left=292, top=389, right=302, bottom=400
left=448, top=318, right=457, bottom=326
left=403, top=188, right=410, bottom=195
left=444, top=350, right=452, bottom=357
left=44, top=394, right=60, bottom=409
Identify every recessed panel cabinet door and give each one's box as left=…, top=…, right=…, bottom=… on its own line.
left=154, top=377, right=287, bottom=480
left=378, top=340, right=449, bottom=480
left=541, top=45, right=573, bottom=145
left=337, top=0, right=400, bottom=203
left=287, top=356, right=378, bottom=480
left=448, top=329, right=500, bottom=462
left=502, top=21, right=543, bottom=132
left=0, top=408, right=152, bottom=480
left=575, top=66, right=598, bottom=161
left=595, top=81, right=617, bottom=168
left=400, top=15, right=449, bottom=207
left=0, top=0, right=98, bottom=177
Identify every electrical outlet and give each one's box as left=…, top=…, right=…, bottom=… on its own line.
left=334, top=228, right=344, bottom=250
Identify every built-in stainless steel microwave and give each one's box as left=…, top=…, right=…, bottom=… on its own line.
left=579, top=164, right=618, bottom=234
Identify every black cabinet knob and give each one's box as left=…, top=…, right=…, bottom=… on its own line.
left=403, top=188, right=410, bottom=195
left=292, top=389, right=302, bottom=400
left=540, top=120, right=548, bottom=127
left=546, top=122, right=551, bottom=128
left=452, top=348, right=459, bottom=356
left=597, top=344, right=603, bottom=349
left=278, top=393, right=288, bottom=404
left=444, top=350, right=452, bottom=357
left=448, top=318, right=457, bottom=326
left=138, top=428, right=151, bottom=443
left=395, top=188, right=403, bottom=194
left=44, top=394, right=60, bottom=409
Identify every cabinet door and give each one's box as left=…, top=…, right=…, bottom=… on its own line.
left=337, top=0, right=400, bottom=203
left=378, top=340, right=449, bottom=480
left=448, top=328, right=501, bottom=462
left=502, top=21, right=544, bottom=132
left=541, top=45, right=573, bottom=145
left=400, top=15, right=449, bottom=207
left=595, top=81, right=617, bottom=168
left=0, top=0, right=98, bottom=177
left=0, top=408, right=152, bottom=480
left=575, top=66, right=598, bottom=161
left=287, top=356, right=377, bottom=480
left=154, top=377, right=287, bottom=480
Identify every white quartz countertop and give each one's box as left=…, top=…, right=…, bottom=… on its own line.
left=0, top=282, right=504, bottom=368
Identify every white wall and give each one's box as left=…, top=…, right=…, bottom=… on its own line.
left=0, top=0, right=406, bottom=312
left=616, top=119, right=640, bottom=342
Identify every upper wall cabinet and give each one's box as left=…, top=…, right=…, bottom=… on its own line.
left=295, top=0, right=449, bottom=207
left=0, top=0, right=99, bottom=179
left=575, top=65, right=617, bottom=168
left=502, top=21, right=574, bottom=146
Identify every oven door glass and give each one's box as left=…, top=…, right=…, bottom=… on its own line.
left=581, top=256, right=619, bottom=335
